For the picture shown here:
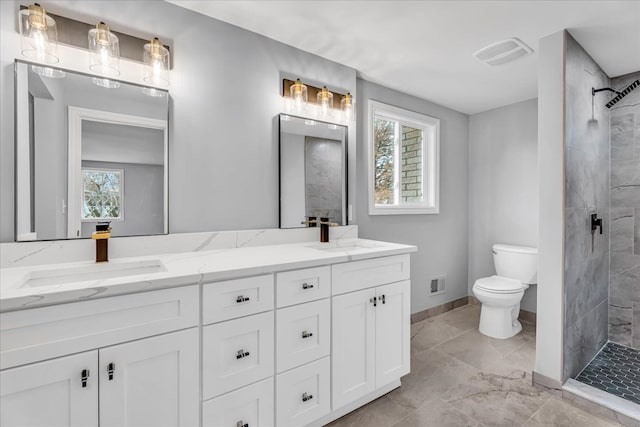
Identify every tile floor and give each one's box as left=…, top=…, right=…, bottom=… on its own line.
left=328, top=304, right=620, bottom=427
left=576, top=342, right=640, bottom=405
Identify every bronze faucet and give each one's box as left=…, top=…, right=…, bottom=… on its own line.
left=92, top=222, right=111, bottom=263
left=318, top=217, right=338, bottom=243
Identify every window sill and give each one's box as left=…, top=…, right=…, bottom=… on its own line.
left=368, top=206, right=439, bottom=215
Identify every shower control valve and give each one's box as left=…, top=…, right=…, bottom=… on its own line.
left=591, top=213, right=603, bottom=235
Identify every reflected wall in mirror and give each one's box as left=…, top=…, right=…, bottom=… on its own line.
left=279, top=114, right=347, bottom=228
left=14, top=60, right=169, bottom=241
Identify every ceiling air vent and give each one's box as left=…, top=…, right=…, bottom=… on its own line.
left=473, top=38, right=533, bottom=66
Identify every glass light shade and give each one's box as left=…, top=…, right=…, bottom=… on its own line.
left=289, top=79, right=308, bottom=113
left=317, top=86, right=333, bottom=117
left=31, top=65, right=65, bottom=78
left=18, top=4, right=59, bottom=64
left=88, top=22, right=120, bottom=77
left=341, top=92, right=354, bottom=122
left=91, top=77, right=120, bottom=89
left=143, top=38, right=170, bottom=88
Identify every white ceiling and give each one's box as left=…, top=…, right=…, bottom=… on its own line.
left=169, top=1, right=640, bottom=114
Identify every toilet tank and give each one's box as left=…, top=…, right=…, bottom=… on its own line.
left=493, top=244, right=538, bottom=284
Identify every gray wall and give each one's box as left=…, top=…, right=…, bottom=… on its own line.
left=563, top=34, right=610, bottom=380
left=80, top=161, right=164, bottom=238
left=609, top=71, right=640, bottom=349
left=356, top=79, right=469, bottom=314
left=468, top=98, right=538, bottom=312
left=0, top=0, right=357, bottom=242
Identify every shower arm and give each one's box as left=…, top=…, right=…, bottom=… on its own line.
left=592, top=87, right=623, bottom=96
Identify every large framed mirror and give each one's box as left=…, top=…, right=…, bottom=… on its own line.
left=14, top=60, right=169, bottom=241
left=279, top=114, right=347, bottom=228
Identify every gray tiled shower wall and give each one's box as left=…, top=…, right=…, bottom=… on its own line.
left=563, top=34, right=611, bottom=381
left=609, top=71, right=640, bottom=350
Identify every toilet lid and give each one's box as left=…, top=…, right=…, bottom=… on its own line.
left=475, top=276, right=524, bottom=293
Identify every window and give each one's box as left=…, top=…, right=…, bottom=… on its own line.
left=81, top=168, right=123, bottom=220
left=368, top=100, right=440, bottom=215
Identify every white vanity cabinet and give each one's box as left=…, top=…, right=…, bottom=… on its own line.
left=0, top=286, right=200, bottom=427
left=331, top=256, right=411, bottom=410
left=0, top=247, right=415, bottom=427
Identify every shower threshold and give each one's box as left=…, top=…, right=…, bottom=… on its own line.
left=575, top=342, right=640, bottom=405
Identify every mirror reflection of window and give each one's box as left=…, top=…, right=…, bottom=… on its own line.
left=82, top=168, right=123, bottom=220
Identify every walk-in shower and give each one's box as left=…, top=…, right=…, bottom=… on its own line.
left=563, top=33, right=640, bottom=422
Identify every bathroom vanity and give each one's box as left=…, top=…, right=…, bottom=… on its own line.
left=0, top=237, right=415, bottom=427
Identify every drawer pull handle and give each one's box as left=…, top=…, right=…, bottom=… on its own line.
left=302, top=282, right=314, bottom=290
left=81, top=369, right=90, bottom=388
left=107, top=363, right=115, bottom=381
left=302, top=392, right=313, bottom=402
left=236, top=349, right=250, bottom=359
left=236, top=295, right=250, bottom=303
left=236, top=421, right=248, bottom=427
left=301, top=330, right=313, bottom=339
left=381, top=294, right=386, bottom=304
left=370, top=296, right=377, bottom=307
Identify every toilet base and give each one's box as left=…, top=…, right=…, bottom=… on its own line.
left=478, top=303, right=522, bottom=339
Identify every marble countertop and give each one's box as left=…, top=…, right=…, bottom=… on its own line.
left=0, top=238, right=416, bottom=312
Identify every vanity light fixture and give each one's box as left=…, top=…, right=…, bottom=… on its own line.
left=341, top=92, right=354, bottom=122
left=88, top=22, right=120, bottom=78
left=18, top=3, right=59, bottom=64
left=290, top=78, right=308, bottom=113
left=317, top=86, right=333, bottom=117
left=143, top=37, right=170, bottom=88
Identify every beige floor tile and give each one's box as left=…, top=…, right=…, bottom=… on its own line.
left=390, top=398, right=482, bottom=427
left=436, top=329, right=531, bottom=370
left=488, top=339, right=537, bottom=373
left=523, top=397, right=621, bottom=426
left=435, top=305, right=482, bottom=332
left=411, top=318, right=467, bottom=355
left=386, top=349, right=479, bottom=410
left=443, top=368, right=551, bottom=426
left=325, top=395, right=411, bottom=427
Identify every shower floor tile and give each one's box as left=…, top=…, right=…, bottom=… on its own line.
left=575, top=342, right=640, bottom=405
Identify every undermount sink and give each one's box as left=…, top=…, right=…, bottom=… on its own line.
left=21, top=260, right=166, bottom=288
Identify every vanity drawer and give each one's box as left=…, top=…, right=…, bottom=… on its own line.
left=202, top=377, right=274, bottom=427
left=276, top=266, right=331, bottom=308
left=332, top=254, right=410, bottom=295
left=276, top=299, right=330, bottom=373
left=0, top=285, right=199, bottom=370
left=203, top=274, right=274, bottom=325
left=276, top=357, right=330, bottom=427
left=202, top=311, right=274, bottom=399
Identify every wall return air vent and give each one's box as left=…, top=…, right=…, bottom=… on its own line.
left=473, top=38, right=533, bottom=66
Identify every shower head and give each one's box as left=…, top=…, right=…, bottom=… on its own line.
left=605, top=79, right=640, bottom=109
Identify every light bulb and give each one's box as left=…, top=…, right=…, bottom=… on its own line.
left=317, top=86, right=333, bottom=118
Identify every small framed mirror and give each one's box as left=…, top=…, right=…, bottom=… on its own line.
left=279, top=114, right=347, bottom=228
left=14, top=60, right=169, bottom=241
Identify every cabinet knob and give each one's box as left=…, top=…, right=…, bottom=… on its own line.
left=370, top=296, right=377, bottom=307
left=236, top=295, right=250, bottom=303
left=236, top=421, right=248, bottom=427
left=301, top=330, right=313, bottom=339
left=81, top=369, right=90, bottom=388
left=381, top=294, right=386, bottom=304
left=302, top=392, right=313, bottom=402
left=236, top=349, right=250, bottom=359
left=107, top=363, right=115, bottom=381
left=302, top=282, right=314, bottom=290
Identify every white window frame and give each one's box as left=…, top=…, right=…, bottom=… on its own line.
left=367, top=100, right=440, bottom=215
left=81, top=167, right=125, bottom=222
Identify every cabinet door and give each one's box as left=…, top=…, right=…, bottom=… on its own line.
left=0, top=351, right=98, bottom=427
left=99, top=328, right=199, bottom=427
left=331, top=287, right=376, bottom=409
left=375, top=280, right=411, bottom=387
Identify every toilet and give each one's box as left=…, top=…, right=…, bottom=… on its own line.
left=472, top=244, right=537, bottom=339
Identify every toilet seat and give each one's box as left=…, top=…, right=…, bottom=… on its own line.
left=474, top=275, right=526, bottom=294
